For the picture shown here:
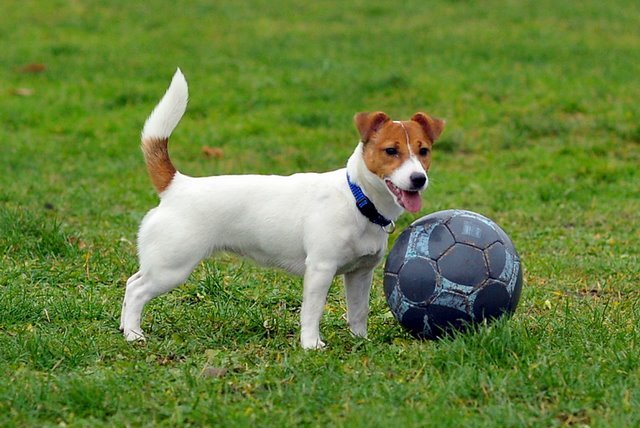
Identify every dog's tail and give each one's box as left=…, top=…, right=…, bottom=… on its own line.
left=141, top=68, right=188, bottom=194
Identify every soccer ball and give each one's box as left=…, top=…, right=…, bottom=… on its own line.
left=383, top=210, right=523, bottom=339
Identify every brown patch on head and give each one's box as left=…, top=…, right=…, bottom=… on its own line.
left=360, top=120, right=410, bottom=179
left=355, top=112, right=445, bottom=178
left=142, top=137, right=177, bottom=193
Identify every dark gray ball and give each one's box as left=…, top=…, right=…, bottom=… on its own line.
left=384, top=210, right=523, bottom=339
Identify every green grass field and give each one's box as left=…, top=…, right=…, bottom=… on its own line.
left=1, top=0, right=639, bottom=425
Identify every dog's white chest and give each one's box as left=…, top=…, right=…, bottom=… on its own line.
left=335, top=231, right=387, bottom=275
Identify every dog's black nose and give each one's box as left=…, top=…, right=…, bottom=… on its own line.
left=410, top=173, right=427, bottom=188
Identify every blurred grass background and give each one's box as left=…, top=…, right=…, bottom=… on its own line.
left=1, top=0, right=639, bottom=425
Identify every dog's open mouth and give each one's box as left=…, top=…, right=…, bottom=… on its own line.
left=385, top=180, right=422, bottom=213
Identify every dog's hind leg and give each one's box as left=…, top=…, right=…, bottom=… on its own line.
left=121, top=202, right=215, bottom=341
left=120, top=256, right=202, bottom=342
left=120, top=270, right=141, bottom=331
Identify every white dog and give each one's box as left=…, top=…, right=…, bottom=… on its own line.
left=120, top=69, right=445, bottom=349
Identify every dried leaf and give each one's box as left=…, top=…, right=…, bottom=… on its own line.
left=20, top=63, right=46, bottom=73
left=67, top=236, right=88, bottom=250
left=202, top=146, right=225, bottom=159
left=11, top=87, right=34, bottom=97
left=201, top=365, right=228, bottom=378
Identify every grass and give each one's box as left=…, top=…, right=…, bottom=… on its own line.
left=1, top=0, right=639, bottom=425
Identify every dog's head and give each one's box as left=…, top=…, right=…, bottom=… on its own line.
left=354, top=111, right=445, bottom=213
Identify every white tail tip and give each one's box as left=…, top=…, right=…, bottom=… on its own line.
left=141, top=68, right=189, bottom=141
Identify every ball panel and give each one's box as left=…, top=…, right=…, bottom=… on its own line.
left=446, top=213, right=500, bottom=249
left=383, top=272, right=398, bottom=301
left=427, top=224, right=456, bottom=260
left=485, top=241, right=507, bottom=279
left=437, top=244, right=488, bottom=287
left=405, top=223, right=435, bottom=260
left=494, top=222, right=517, bottom=253
left=411, top=209, right=454, bottom=228
left=424, top=304, right=473, bottom=338
left=507, top=265, right=524, bottom=313
left=384, top=228, right=412, bottom=274
left=499, top=248, right=519, bottom=284
left=400, top=306, right=430, bottom=338
left=398, top=258, right=437, bottom=304
left=385, top=277, right=412, bottom=324
left=472, top=280, right=511, bottom=320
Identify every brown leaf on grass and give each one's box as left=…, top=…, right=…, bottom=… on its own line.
left=10, top=88, right=34, bottom=97
left=202, top=146, right=225, bottom=159
left=201, top=366, right=228, bottom=378
left=20, top=63, right=46, bottom=73
left=156, top=353, right=186, bottom=366
left=67, top=236, right=88, bottom=250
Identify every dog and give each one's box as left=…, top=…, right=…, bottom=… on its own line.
left=119, top=69, right=445, bottom=349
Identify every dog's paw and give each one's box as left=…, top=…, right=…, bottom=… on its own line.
left=123, top=329, right=146, bottom=342
left=348, top=325, right=368, bottom=338
left=301, top=337, right=326, bottom=350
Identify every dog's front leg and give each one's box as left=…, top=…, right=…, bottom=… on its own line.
left=300, top=262, right=336, bottom=349
left=344, top=267, right=374, bottom=338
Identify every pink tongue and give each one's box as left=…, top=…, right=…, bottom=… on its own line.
left=400, top=190, right=422, bottom=213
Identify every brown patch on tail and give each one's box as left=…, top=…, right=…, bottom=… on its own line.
left=142, top=137, right=176, bottom=193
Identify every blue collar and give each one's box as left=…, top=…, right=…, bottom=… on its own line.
left=347, top=173, right=395, bottom=232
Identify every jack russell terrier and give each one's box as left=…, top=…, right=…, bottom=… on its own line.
left=120, top=69, right=445, bottom=349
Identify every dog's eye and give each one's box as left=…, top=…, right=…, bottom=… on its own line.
left=419, top=147, right=430, bottom=156
left=385, top=147, right=398, bottom=156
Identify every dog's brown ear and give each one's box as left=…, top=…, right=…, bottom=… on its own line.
left=411, top=112, right=446, bottom=143
left=354, top=111, right=391, bottom=143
